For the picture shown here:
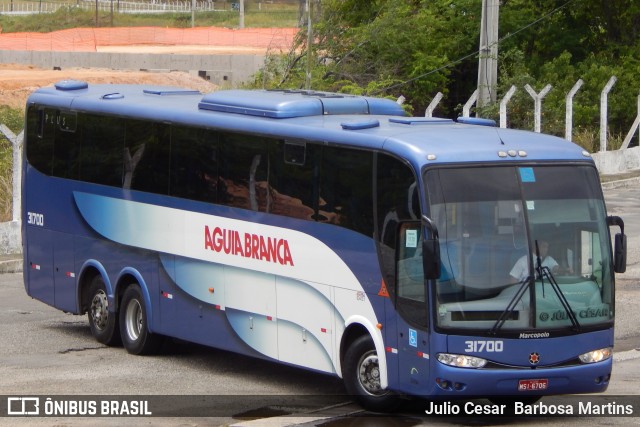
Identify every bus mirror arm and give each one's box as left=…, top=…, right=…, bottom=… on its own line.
left=607, top=216, right=626, bottom=274
left=421, top=215, right=441, bottom=280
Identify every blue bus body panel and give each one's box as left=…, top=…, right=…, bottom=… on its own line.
left=23, top=83, right=609, bottom=396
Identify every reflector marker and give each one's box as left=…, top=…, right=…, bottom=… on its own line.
left=386, top=347, right=398, bottom=354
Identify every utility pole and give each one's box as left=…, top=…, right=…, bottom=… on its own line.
left=477, top=0, right=499, bottom=108
left=305, top=0, right=312, bottom=89
left=191, top=0, right=195, bottom=28
left=239, top=0, right=245, bottom=29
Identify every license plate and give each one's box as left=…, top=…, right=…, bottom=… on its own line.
left=518, top=379, right=548, bottom=391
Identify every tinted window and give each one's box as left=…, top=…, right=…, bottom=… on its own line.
left=52, top=111, right=80, bottom=180
left=376, top=154, right=418, bottom=295
left=319, top=146, right=373, bottom=236
left=26, top=106, right=54, bottom=175
left=124, top=120, right=170, bottom=194
left=268, top=140, right=319, bottom=220
left=170, top=126, right=219, bottom=203
left=25, top=106, right=380, bottom=237
left=219, top=133, right=269, bottom=212
left=79, top=114, right=124, bottom=187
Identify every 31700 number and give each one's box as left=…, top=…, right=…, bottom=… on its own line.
left=464, top=340, right=503, bottom=352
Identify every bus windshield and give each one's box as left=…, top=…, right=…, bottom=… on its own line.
left=426, top=165, right=613, bottom=333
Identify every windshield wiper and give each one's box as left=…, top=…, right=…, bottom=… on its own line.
left=490, top=238, right=542, bottom=334
left=490, top=240, right=581, bottom=335
left=489, top=275, right=531, bottom=335
left=537, top=266, right=581, bottom=332
left=534, top=240, right=580, bottom=331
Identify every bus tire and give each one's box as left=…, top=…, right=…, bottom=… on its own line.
left=87, top=275, right=121, bottom=346
left=119, top=285, right=163, bottom=355
left=342, top=335, right=400, bottom=412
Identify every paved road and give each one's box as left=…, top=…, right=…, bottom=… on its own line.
left=0, top=182, right=638, bottom=426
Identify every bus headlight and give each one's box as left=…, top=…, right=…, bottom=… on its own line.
left=579, top=347, right=612, bottom=364
left=437, top=353, right=487, bottom=368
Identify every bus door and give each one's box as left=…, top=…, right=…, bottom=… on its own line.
left=392, top=223, right=431, bottom=392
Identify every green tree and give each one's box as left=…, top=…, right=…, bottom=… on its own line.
left=251, top=0, right=640, bottom=149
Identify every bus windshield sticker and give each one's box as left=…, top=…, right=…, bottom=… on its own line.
left=406, top=230, right=418, bottom=248
left=519, top=167, right=536, bottom=182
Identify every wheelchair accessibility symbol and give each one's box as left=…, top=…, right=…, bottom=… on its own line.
left=409, top=329, right=417, bottom=347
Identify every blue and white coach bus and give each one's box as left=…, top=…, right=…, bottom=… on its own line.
left=23, top=81, right=627, bottom=410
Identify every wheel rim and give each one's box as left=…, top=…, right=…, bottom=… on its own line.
left=90, top=290, right=109, bottom=331
left=125, top=299, right=143, bottom=342
left=357, top=350, right=384, bottom=396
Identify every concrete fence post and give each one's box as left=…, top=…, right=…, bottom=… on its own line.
left=425, top=92, right=443, bottom=117
left=565, top=79, right=584, bottom=142
left=524, top=84, right=552, bottom=133
left=463, top=89, right=478, bottom=118
left=600, top=76, right=617, bottom=152
left=621, top=93, right=640, bottom=150
left=499, top=85, right=517, bottom=129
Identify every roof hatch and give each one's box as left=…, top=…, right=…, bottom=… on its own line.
left=457, top=117, right=497, bottom=127
left=198, top=89, right=406, bottom=118
left=54, top=80, right=89, bottom=91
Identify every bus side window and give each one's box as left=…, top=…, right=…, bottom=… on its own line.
left=52, top=110, right=79, bottom=180
left=318, top=146, right=373, bottom=236
left=79, top=114, right=124, bottom=187
left=26, top=106, right=54, bottom=175
left=376, top=153, right=419, bottom=299
left=124, top=120, right=170, bottom=194
left=268, top=140, right=318, bottom=220
left=218, top=134, right=269, bottom=212
left=169, top=126, right=219, bottom=203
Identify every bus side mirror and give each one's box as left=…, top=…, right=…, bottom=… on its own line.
left=607, top=216, right=627, bottom=274
left=614, top=233, right=627, bottom=274
left=422, top=215, right=441, bottom=280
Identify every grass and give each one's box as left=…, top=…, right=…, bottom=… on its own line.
left=0, top=1, right=300, bottom=31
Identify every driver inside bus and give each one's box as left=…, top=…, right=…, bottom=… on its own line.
left=510, top=240, right=560, bottom=283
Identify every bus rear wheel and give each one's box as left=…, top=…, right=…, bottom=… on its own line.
left=87, top=275, right=121, bottom=346
left=343, top=335, right=399, bottom=412
left=119, top=285, right=163, bottom=355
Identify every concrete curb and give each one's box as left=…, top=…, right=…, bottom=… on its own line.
left=0, top=258, right=22, bottom=273
left=614, top=349, right=640, bottom=362
left=601, top=176, right=640, bottom=190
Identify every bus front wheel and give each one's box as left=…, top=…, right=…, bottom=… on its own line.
left=87, top=275, right=121, bottom=346
left=343, top=335, right=399, bottom=412
left=119, top=285, right=163, bottom=355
